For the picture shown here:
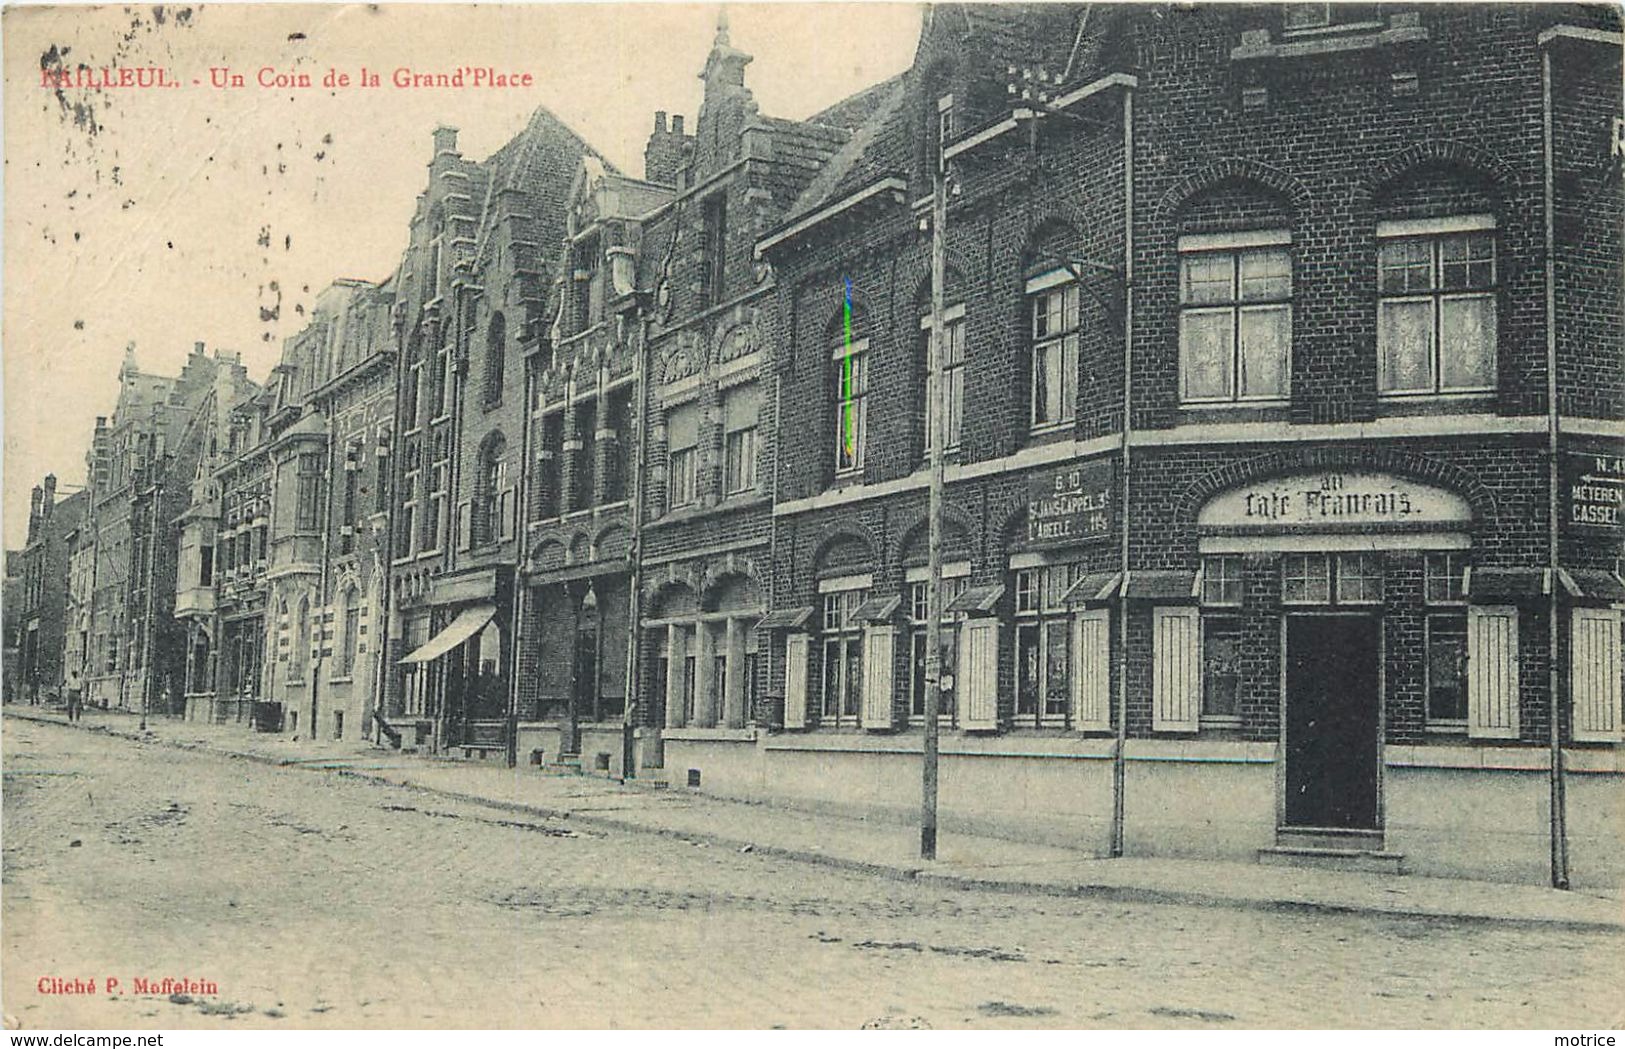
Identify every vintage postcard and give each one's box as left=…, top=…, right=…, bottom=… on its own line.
left=3, top=0, right=1623, bottom=1034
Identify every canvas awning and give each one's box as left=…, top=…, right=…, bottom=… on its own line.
left=851, top=593, right=902, bottom=622
left=757, top=606, right=813, bottom=630
left=1465, top=568, right=1548, bottom=603
left=1558, top=568, right=1625, bottom=602
left=1123, top=570, right=1199, bottom=601
left=945, top=584, right=1005, bottom=615
left=399, top=604, right=496, bottom=665
left=1061, top=571, right=1123, bottom=605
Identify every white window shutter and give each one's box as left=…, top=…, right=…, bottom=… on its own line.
left=959, top=618, right=1000, bottom=730
left=1152, top=605, right=1200, bottom=733
left=499, top=486, right=517, bottom=541
left=1571, top=607, right=1622, bottom=743
left=1073, top=608, right=1112, bottom=731
left=1467, top=605, right=1519, bottom=740
left=861, top=625, right=896, bottom=730
left=783, top=633, right=810, bottom=730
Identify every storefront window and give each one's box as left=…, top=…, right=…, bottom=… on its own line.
left=1013, top=563, right=1082, bottom=725
left=907, top=574, right=965, bottom=722
left=820, top=588, right=866, bottom=725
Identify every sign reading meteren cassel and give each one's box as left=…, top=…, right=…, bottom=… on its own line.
left=1198, top=471, right=1472, bottom=529
left=1028, top=460, right=1115, bottom=547
left=1561, top=451, right=1625, bottom=535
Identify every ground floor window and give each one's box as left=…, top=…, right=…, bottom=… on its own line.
left=1012, top=563, right=1083, bottom=726
left=1202, top=614, right=1243, bottom=721
left=1426, top=613, right=1469, bottom=727
left=819, top=584, right=868, bottom=727
left=907, top=572, right=965, bottom=723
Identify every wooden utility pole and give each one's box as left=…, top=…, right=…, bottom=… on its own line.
left=922, top=161, right=948, bottom=860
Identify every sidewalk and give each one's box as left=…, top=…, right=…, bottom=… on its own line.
left=8, top=703, right=1623, bottom=932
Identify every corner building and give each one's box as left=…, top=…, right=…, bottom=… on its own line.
left=697, top=3, right=1625, bottom=887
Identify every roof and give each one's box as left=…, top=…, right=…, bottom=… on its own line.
left=1466, top=568, right=1549, bottom=602
left=1559, top=569, right=1625, bottom=602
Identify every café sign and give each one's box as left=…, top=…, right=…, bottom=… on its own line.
left=1562, top=451, right=1625, bottom=535
left=1028, top=461, right=1114, bottom=547
left=1198, top=471, right=1471, bottom=529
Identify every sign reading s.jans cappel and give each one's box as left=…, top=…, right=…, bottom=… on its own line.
left=1562, top=451, right=1625, bottom=535
left=1198, top=471, right=1472, bottom=529
left=1028, top=461, right=1114, bottom=547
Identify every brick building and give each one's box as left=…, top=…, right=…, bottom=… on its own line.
left=652, top=3, right=1625, bottom=888
left=383, top=114, right=601, bottom=755
left=13, top=477, right=85, bottom=703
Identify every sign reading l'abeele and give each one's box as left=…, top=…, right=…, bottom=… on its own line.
left=1562, top=451, right=1625, bottom=535
left=1028, top=461, right=1114, bottom=547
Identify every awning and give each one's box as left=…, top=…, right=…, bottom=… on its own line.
left=399, top=604, right=496, bottom=665
left=851, top=593, right=902, bottom=622
left=1061, top=571, right=1123, bottom=605
left=1123, top=570, right=1199, bottom=601
left=1465, top=568, right=1548, bottom=603
left=946, top=584, right=1005, bottom=615
left=1558, top=568, right=1625, bottom=602
left=757, top=606, right=813, bottom=630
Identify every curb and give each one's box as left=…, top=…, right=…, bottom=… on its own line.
left=8, top=709, right=1622, bottom=933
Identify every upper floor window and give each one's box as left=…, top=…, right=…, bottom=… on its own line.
left=1281, top=3, right=1380, bottom=32
left=603, top=386, right=633, bottom=505
left=573, top=234, right=604, bottom=330
left=832, top=336, right=869, bottom=476
left=1377, top=218, right=1497, bottom=397
left=572, top=399, right=598, bottom=513
left=1028, top=275, right=1079, bottom=431
left=477, top=435, right=511, bottom=546
left=294, top=452, right=323, bottom=532
left=1179, top=232, right=1291, bottom=404
left=702, top=193, right=728, bottom=307
left=722, top=383, right=760, bottom=495
left=920, top=305, right=965, bottom=453
left=538, top=412, right=564, bottom=520
left=935, top=94, right=954, bottom=174
left=483, top=313, right=506, bottom=408
left=667, top=402, right=699, bottom=510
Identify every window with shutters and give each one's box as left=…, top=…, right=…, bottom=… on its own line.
left=1378, top=219, right=1497, bottom=397
left=783, top=633, right=811, bottom=730
left=1425, top=552, right=1469, bottom=730
left=1467, top=605, right=1518, bottom=739
left=907, top=571, right=967, bottom=723
left=861, top=624, right=897, bottom=729
left=1013, top=563, right=1084, bottom=726
left=722, top=383, right=760, bottom=495
left=958, top=617, right=1000, bottom=730
left=1571, top=607, right=1622, bottom=743
left=819, top=584, right=867, bottom=727
left=1179, top=234, right=1291, bottom=404
left=666, top=402, right=699, bottom=510
left=1152, top=604, right=1201, bottom=733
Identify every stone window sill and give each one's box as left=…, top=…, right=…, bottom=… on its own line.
left=1231, top=12, right=1427, bottom=62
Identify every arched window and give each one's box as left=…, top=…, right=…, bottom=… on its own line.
left=828, top=297, right=869, bottom=477
left=476, top=433, right=511, bottom=547
left=483, top=312, right=506, bottom=408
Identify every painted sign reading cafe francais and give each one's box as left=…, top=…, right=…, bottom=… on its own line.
left=1198, top=471, right=1472, bottom=530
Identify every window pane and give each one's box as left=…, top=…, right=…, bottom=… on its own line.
left=1425, top=552, right=1465, bottom=604
left=1016, top=623, right=1040, bottom=716
left=1440, top=233, right=1494, bottom=290
left=1203, top=617, right=1242, bottom=718
left=1180, top=309, right=1234, bottom=400
left=1439, top=295, right=1496, bottom=390
left=1336, top=553, right=1384, bottom=604
left=1239, top=248, right=1291, bottom=302
left=1428, top=615, right=1469, bottom=721
left=1379, top=239, right=1433, bottom=294
left=1238, top=305, right=1290, bottom=398
left=1033, top=342, right=1062, bottom=425
left=1059, top=334, right=1078, bottom=423
left=1182, top=253, right=1234, bottom=306
left=1378, top=299, right=1433, bottom=392
left=1044, top=620, right=1070, bottom=716
left=844, top=642, right=863, bottom=717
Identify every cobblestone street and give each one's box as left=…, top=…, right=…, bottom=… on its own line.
left=3, top=717, right=1621, bottom=1030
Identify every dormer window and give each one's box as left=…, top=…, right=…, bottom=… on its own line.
left=1282, top=3, right=1379, bottom=33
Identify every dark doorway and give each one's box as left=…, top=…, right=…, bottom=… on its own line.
left=1284, top=615, right=1381, bottom=830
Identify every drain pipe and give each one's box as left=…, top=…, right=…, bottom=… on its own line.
left=1110, top=82, right=1135, bottom=859
left=1540, top=45, right=1570, bottom=890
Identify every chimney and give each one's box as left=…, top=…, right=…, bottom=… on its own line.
left=193, top=340, right=206, bottom=356
left=28, top=485, right=42, bottom=544
left=644, top=111, right=693, bottom=188
left=42, top=475, right=57, bottom=522
left=432, top=125, right=459, bottom=160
